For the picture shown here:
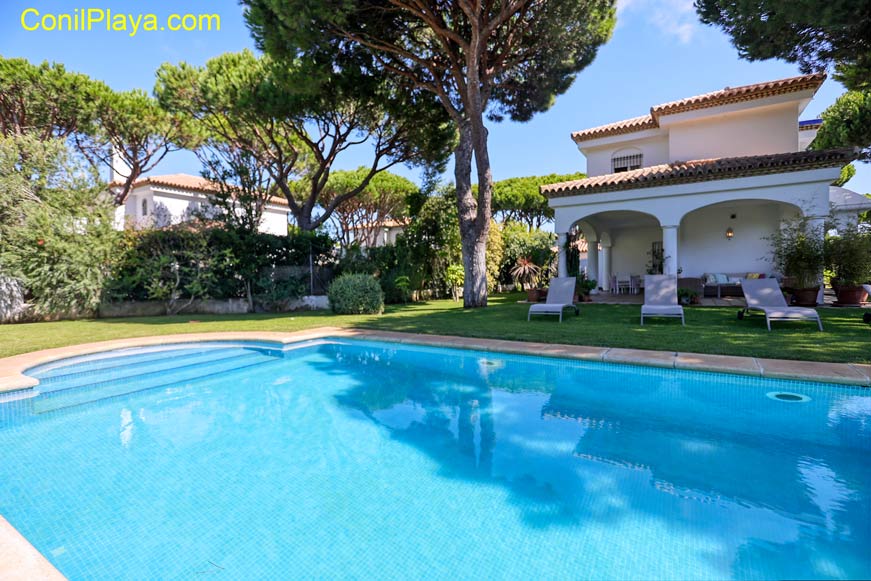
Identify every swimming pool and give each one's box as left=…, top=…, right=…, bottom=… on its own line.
left=1, top=338, right=868, bottom=580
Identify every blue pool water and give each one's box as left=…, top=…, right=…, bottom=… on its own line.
left=0, top=339, right=869, bottom=580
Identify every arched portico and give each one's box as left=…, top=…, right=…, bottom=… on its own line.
left=678, top=199, right=808, bottom=277
left=550, top=166, right=839, bottom=288
left=560, top=211, right=662, bottom=291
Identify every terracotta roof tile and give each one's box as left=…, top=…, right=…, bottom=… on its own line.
left=571, top=73, right=826, bottom=144
left=118, top=173, right=289, bottom=207
left=570, top=115, right=657, bottom=143
left=540, top=149, right=854, bottom=198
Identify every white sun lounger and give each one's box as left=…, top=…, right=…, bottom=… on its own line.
left=640, top=275, right=684, bottom=325
left=528, top=277, right=578, bottom=322
left=740, top=278, right=823, bottom=331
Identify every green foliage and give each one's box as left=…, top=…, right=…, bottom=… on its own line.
left=825, top=223, right=871, bottom=286
left=695, top=0, right=871, bottom=91
left=252, top=271, right=307, bottom=312
left=510, top=257, right=542, bottom=289
left=107, top=226, right=334, bottom=308
left=677, top=288, right=699, bottom=305
left=765, top=214, right=826, bottom=288
left=834, top=163, right=857, bottom=186
left=576, top=272, right=597, bottom=295
left=0, top=56, right=102, bottom=140
left=813, top=91, right=871, bottom=161
left=445, top=264, right=465, bottom=302
left=486, top=221, right=504, bottom=292
left=0, top=138, right=118, bottom=316
left=328, top=273, right=384, bottom=314
left=155, top=50, right=453, bottom=231
left=107, top=228, right=234, bottom=315
left=321, top=168, right=416, bottom=249
left=245, top=0, right=616, bottom=306
left=499, top=223, right=557, bottom=285
left=400, top=192, right=462, bottom=294
left=492, top=172, right=585, bottom=227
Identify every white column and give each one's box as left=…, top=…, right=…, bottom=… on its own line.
left=557, top=232, right=568, bottom=278
left=601, top=244, right=612, bottom=292
left=586, top=240, right=599, bottom=292
left=662, top=225, right=679, bottom=276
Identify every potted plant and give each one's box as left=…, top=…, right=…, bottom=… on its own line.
left=510, top=257, right=542, bottom=301
left=766, top=214, right=825, bottom=307
left=826, top=224, right=871, bottom=306
left=575, top=273, right=597, bottom=302
left=677, top=288, right=699, bottom=306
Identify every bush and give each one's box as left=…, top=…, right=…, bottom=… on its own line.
left=328, top=273, right=384, bottom=314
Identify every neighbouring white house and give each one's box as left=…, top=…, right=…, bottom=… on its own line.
left=110, top=173, right=291, bottom=236
left=347, top=219, right=410, bottom=249
left=542, top=73, right=871, bottom=293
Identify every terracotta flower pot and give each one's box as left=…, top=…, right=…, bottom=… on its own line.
left=834, top=285, right=869, bottom=307
left=526, top=288, right=540, bottom=302
left=792, top=287, right=820, bottom=307
left=538, top=287, right=549, bottom=302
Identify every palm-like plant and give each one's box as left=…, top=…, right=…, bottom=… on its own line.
left=510, top=257, right=541, bottom=290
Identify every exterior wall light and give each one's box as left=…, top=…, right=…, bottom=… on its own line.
left=725, top=227, right=734, bottom=240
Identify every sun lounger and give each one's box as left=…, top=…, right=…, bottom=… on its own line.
left=641, top=275, right=684, bottom=325
left=528, top=277, right=578, bottom=322
left=740, top=278, right=823, bottom=331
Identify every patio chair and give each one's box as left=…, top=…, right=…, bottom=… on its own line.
left=528, top=277, right=578, bottom=322
left=740, top=278, right=823, bottom=331
left=641, top=275, right=684, bottom=325
left=613, top=272, right=632, bottom=294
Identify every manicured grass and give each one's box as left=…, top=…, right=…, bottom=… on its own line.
left=1, top=293, right=869, bottom=363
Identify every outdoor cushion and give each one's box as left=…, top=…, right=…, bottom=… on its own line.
left=761, top=307, right=819, bottom=319
left=727, top=276, right=743, bottom=283
left=746, top=273, right=761, bottom=279
left=640, top=305, right=684, bottom=315
left=714, top=273, right=729, bottom=284
left=704, top=273, right=717, bottom=284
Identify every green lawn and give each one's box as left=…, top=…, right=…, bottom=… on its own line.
left=2, top=293, right=869, bottom=363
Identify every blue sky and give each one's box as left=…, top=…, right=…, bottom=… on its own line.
left=2, top=0, right=868, bottom=194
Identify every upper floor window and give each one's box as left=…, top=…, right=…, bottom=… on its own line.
left=612, top=152, right=643, bottom=173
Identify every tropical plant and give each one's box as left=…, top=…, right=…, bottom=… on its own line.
left=500, top=222, right=557, bottom=285
left=510, top=257, right=542, bottom=290
left=245, top=0, right=617, bottom=306
left=766, top=214, right=825, bottom=289
left=328, top=273, right=384, bottom=314
left=826, top=223, right=871, bottom=286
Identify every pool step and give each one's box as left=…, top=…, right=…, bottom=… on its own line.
left=36, top=348, right=263, bottom=392
left=33, top=345, right=233, bottom=381
left=33, top=352, right=278, bottom=414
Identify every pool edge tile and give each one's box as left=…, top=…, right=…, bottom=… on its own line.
left=757, top=358, right=870, bottom=386
left=674, top=353, right=762, bottom=377
left=0, top=516, right=67, bottom=581
left=603, top=348, right=677, bottom=368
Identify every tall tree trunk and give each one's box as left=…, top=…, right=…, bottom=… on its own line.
left=455, top=121, right=489, bottom=308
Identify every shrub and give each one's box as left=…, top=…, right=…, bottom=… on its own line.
left=328, top=273, right=384, bottom=314
left=826, top=223, right=871, bottom=286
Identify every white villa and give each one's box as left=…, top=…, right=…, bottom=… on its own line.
left=543, top=73, right=871, bottom=293
left=110, top=173, right=291, bottom=236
